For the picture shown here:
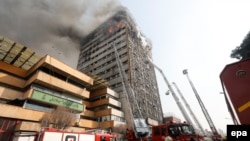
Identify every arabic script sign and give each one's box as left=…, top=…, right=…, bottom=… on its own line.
left=31, top=90, right=83, bottom=112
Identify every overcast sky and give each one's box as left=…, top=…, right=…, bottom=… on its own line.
left=119, top=0, right=250, bottom=133
left=1, top=0, right=249, bottom=134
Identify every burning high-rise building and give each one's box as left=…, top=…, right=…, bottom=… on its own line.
left=77, top=10, right=163, bottom=128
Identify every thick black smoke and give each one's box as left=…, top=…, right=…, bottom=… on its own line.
left=231, top=31, right=250, bottom=60
left=0, top=0, right=125, bottom=67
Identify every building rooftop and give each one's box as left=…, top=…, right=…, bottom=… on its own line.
left=0, top=34, right=110, bottom=90
left=0, top=35, right=42, bottom=71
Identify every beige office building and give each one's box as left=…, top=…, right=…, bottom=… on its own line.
left=0, top=35, right=125, bottom=140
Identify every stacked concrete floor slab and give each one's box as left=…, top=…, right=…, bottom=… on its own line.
left=77, top=10, right=163, bottom=129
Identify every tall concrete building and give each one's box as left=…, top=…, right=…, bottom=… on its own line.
left=77, top=11, right=163, bottom=127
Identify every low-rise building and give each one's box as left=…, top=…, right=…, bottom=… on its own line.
left=0, top=35, right=125, bottom=139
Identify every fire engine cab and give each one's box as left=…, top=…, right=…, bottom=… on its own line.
left=127, top=121, right=199, bottom=141
left=151, top=122, right=198, bottom=141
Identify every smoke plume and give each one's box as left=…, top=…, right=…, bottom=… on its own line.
left=0, top=0, right=125, bottom=67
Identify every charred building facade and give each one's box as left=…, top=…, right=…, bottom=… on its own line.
left=77, top=11, right=163, bottom=127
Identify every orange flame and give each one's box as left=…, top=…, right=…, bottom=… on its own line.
left=108, top=27, right=113, bottom=33
left=116, top=21, right=123, bottom=28
left=107, top=21, right=123, bottom=33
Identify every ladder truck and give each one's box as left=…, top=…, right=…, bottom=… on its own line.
left=143, top=59, right=200, bottom=141
left=113, top=44, right=199, bottom=141
left=183, top=69, right=221, bottom=141
left=147, top=59, right=194, bottom=127
left=112, top=43, right=149, bottom=139
left=172, top=82, right=206, bottom=136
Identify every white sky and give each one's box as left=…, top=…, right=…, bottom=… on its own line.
left=119, top=0, right=250, bottom=133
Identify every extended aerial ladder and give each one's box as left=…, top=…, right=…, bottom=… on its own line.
left=112, top=43, right=149, bottom=139
left=146, top=58, right=194, bottom=127
left=183, top=69, right=221, bottom=140
left=172, top=82, right=206, bottom=136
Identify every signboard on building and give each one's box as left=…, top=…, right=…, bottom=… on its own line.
left=31, top=90, right=84, bottom=112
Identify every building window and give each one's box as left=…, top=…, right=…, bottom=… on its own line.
left=24, top=100, right=52, bottom=112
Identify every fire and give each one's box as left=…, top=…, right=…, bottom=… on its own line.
left=108, top=27, right=113, bottom=33
left=107, top=21, right=123, bottom=33
left=116, top=21, right=122, bottom=28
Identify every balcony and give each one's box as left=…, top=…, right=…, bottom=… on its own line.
left=81, top=109, right=94, bottom=118
left=90, top=98, right=121, bottom=109
left=0, top=70, right=90, bottom=99
left=0, top=86, right=23, bottom=100
left=28, top=71, right=90, bottom=99
left=95, top=108, right=124, bottom=117
left=0, top=103, right=44, bottom=121
left=91, top=88, right=119, bottom=99
left=99, top=120, right=126, bottom=129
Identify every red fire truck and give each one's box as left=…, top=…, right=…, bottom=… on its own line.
left=220, top=59, right=250, bottom=124
left=126, top=121, right=200, bottom=141
left=12, top=128, right=116, bottom=141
